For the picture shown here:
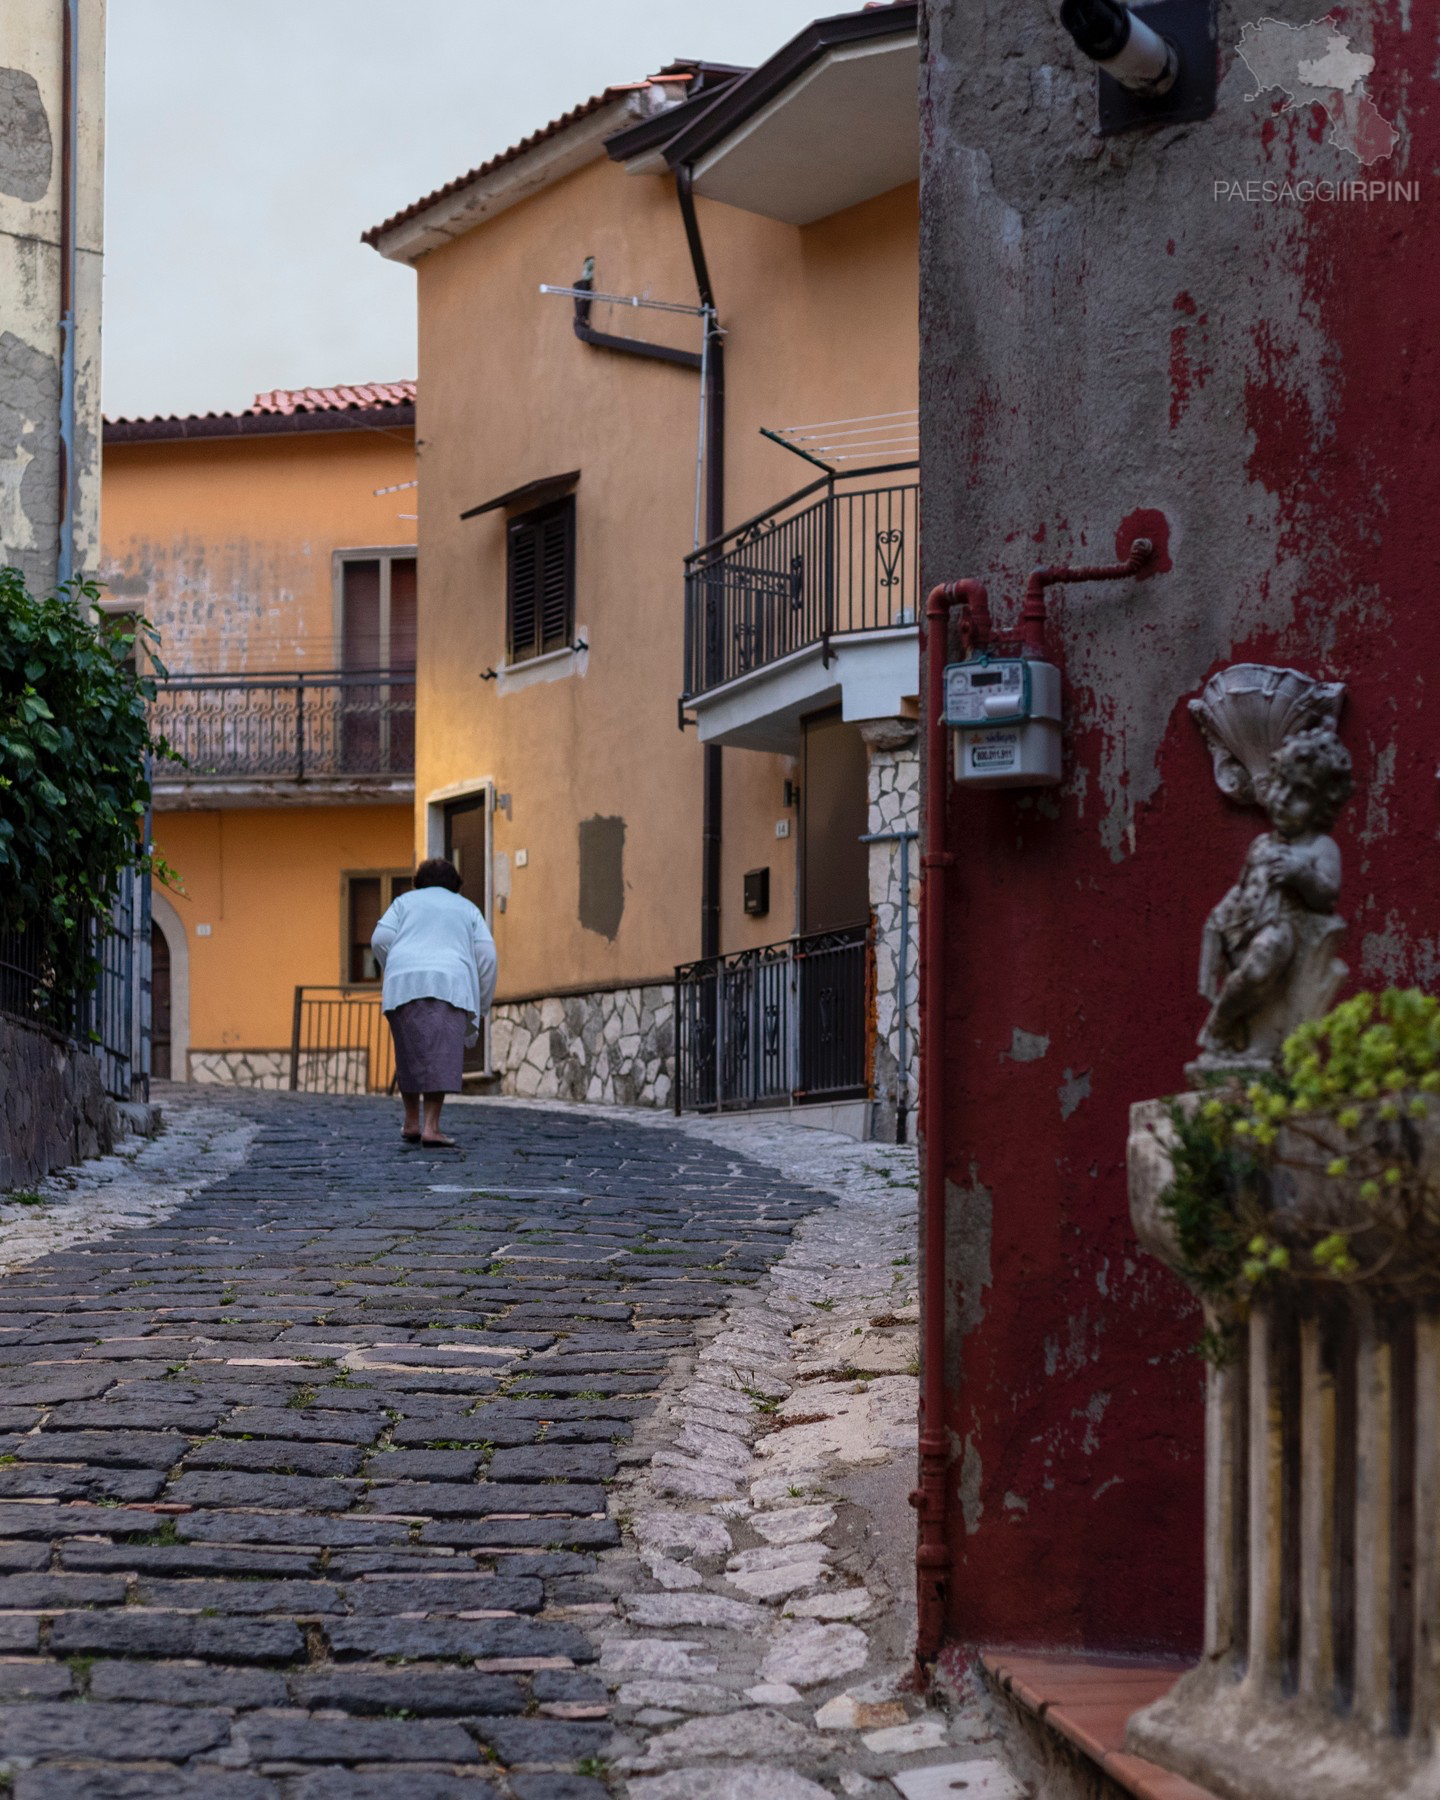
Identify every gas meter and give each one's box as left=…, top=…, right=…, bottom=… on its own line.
left=943, top=656, right=1062, bottom=788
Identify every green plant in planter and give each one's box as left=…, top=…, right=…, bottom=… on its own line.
left=1161, top=988, right=1440, bottom=1358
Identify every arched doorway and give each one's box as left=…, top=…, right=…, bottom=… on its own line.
left=149, top=891, right=190, bottom=1082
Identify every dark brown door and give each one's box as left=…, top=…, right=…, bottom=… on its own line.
left=151, top=924, right=172, bottom=1080
left=444, top=797, right=490, bottom=1072
left=801, top=709, right=868, bottom=933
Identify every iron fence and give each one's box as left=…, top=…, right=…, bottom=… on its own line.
left=682, top=464, right=918, bottom=700
left=674, top=924, right=869, bottom=1114
left=289, top=986, right=395, bottom=1095
left=153, top=670, right=416, bottom=782
left=0, top=863, right=150, bottom=1103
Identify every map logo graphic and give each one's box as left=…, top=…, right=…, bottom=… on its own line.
left=1237, top=15, right=1399, bottom=166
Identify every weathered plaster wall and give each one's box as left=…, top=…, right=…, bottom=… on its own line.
left=100, top=429, right=417, bottom=672
left=0, top=0, right=104, bottom=594
left=920, top=0, right=1435, bottom=1655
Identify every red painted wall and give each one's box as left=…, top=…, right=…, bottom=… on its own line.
left=920, top=1, right=1435, bottom=1657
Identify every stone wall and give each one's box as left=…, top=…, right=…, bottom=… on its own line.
left=0, top=1014, right=112, bottom=1190
left=490, top=983, right=675, bottom=1107
left=864, top=723, right=920, bottom=1142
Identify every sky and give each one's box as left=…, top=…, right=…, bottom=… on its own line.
left=102, top=0, right=831, bottom=421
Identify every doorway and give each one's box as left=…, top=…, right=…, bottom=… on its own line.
left=443, top=792, right=493, bottom=1074
left=801, top=708, right=869, bottom=933
left=151, top=924, right=172, bottom=1080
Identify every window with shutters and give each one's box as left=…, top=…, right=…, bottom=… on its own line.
left=506, top=496, right=575, bottom=664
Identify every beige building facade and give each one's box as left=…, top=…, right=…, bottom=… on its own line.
left=0, top=0, right=105, bottom=593
left=366, top=7, right=920, bottom=1134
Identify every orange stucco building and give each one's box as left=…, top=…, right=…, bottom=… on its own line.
left=101, top=385, right=419, bottom=1084
left=365, top=7, right=922, bottom=1134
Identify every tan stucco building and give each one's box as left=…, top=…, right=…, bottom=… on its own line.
left=365, top=5, right=920, bottom=1135
left=101, top=385, right=419, bottom=1087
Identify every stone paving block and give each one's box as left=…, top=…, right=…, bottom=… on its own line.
left=389, top=1415, right=530, bottom=1448
left=289, top=1665, right=527, bottom=1715
left=325, top=1617, right=595, bottom=1661
left=18, top=1433, right=189, bottom=1468
left=531, top=1668, right=608, bottom=1703
left=177, top=1512, right=410, bottom=1548
left=366, top=1481, right=606, bottom=1517
left=288, top=1775, right=498, bottom=1800
left=0, top=1702, right=232, bottom=1758
left=88, top=1660, right=288, bottom=1706
left=470, top=1716, right=612, bottom=1763
left=368, top=1449, right=482, bottom=1481
left=43, top=1403, right=224, bottom=1433
left=0, top=1540, right=54, bottom=1571
left=420, top=1518, right=619, bottom=1550
left=487, top=1446, right=616, bottom=1483
left=217, top=1408, right=385, bottom=1442
left=0, top=1572, right=127, bottom=1607
left=47, top=1613, right=304, bottom=1661
left=13, top=1772, right=280, bottom=1800
left=132, top=1577, right=343, bottom=1613
left=0, top=1466, right=165, bottom=1503
left=236, top=1711, right=481, bottom=1762
left=508, top=1779, right=611, bottom=1800
left=0, top=1615, right=40, bottom=1650
left=345, top=1574, right=542, bottom=1614
left=163, top=1471, right=364, bottom=1509
left=0, top=1660, right=73, bottom=1699
left=61, top=1543, right=323, bottom=1577
left=183, top=1439, right=365, bottom=1477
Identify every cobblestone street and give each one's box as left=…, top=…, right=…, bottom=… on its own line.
left=0, top=1091, right=1011, bottom=1800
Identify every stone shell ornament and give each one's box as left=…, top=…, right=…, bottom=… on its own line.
left=1188, top=663, right=1345, bottom=806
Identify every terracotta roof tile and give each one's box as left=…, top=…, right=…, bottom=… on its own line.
left=250, top=380, right=416, bottom=415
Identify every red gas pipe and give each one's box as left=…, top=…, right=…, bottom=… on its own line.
left=911, top=536, right=1162, bottom=1668
left=910, top=578, right=985, bottom=1665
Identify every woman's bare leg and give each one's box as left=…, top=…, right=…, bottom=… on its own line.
left=401, top=1092, right=421, bottom=1138
left=422, top=1093, right=454, bottom=1146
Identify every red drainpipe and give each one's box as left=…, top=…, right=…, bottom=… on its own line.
left=912, top=578, right=986, bottom=1664
left=1020, top=537, right=1156, bottom=654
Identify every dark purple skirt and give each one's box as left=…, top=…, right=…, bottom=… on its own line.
left=387, top=997, right=467, bottom=1094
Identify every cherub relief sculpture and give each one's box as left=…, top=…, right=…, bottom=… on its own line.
left=1187, top=666, right=1353, bottom=1078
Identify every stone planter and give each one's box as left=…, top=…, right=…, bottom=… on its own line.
left=1126, top=1095, right=1440, bottom=1800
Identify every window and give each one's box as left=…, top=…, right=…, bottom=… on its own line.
left=343, top=870, right=412, bottom=984
left=338, top=552, right=417, bottom=673
left=506, top=495, right=575, bottom=664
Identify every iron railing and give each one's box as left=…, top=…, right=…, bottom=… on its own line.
left=153, top=670, right=416, bottom=783
left=1, top=863, right=150, bottom=1103
left=289, top=986, right=395, bottom=1095
left=674, top=924, right=869, bottom=1114
left=682, top=464, right=918, bottom=701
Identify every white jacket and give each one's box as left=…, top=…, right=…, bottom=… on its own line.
left=370, top=887, right=497, bottom=1046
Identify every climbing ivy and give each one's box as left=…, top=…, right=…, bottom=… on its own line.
left=0, top=566, right=172, bottom=1007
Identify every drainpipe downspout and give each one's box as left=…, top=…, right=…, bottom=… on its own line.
left=675, top=167, right=724, bottom=962
left=911, top=578, right=987, bottom=1666
left=57, top=0, right=80, bottom=591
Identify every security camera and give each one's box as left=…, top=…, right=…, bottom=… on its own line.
left=1060, top=0, right=1178, bottom=96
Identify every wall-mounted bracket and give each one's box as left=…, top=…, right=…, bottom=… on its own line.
left=1094, top=0, right=1217, bottom=136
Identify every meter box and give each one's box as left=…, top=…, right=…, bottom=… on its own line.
left=943, top=656, right=1062, bottom=788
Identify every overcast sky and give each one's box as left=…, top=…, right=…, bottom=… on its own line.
left=103, top=0, right=828, bottom=420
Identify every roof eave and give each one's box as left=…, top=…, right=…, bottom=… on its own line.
left=367, top=90, right=660, bottom=266
left=661, top=3, right=918, bottom=170
left=103, top=405, right=417, bottom=446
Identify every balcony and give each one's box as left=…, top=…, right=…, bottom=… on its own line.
left=682, top=464, right=918, bottom=752
left=151, top=670, right=415, bottom=809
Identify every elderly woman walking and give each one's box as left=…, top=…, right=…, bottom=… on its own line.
left=370, top=858, right=497, bottom=1148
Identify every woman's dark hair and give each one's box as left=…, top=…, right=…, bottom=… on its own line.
left=413, top=857, right=464, bottom=893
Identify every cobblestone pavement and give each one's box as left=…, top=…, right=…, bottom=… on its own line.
left=0, top=1092, right=1024, bottom=1800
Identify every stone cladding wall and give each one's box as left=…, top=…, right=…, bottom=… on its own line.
left=864, top=726, right=920, bottom=1143
left=490, top=983, right=675, bottom=1108
left=0, top=1015, right=113, bottom=1189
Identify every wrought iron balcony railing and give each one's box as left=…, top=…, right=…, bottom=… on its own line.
left=152, top=670, right=415, bottom=783
left=674, top=924, right=869, bottom=1114
left=682, top=463, right=918, bottom=702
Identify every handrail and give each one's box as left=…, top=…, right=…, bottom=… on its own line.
left=156, top=667, right=415, bottom=690
left=684, top=459, right=918, bottom=566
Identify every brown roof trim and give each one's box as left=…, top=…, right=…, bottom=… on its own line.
left=604, top=66, right=751, bottom=164
left=661, top=3, right=918, bottom=169
left=460, top=470, right=581, bottom=522
left=361, top=78, right=693, bottom=250
left=104, top=404, right=415, bottom=445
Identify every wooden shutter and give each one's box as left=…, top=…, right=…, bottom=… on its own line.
left=507, top=496, right=574, bottom=663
